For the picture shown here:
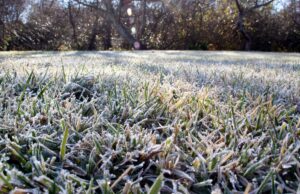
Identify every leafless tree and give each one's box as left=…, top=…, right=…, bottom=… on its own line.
left=74, top=0, right=141, bottom=49
left=0, top=0, right=26, bottom=49
left=234, top=0, right=275, bottom=50
left=291, top=0, right=300, bottom=26
left=1, top=0, right=299, bottom=51
left=68, top=1, right=80, bottom=48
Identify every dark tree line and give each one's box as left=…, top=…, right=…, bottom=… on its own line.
left=0, top=0, right=299, bottom=51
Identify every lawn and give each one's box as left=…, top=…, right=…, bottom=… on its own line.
left=0, top=51, right=300, bottom=194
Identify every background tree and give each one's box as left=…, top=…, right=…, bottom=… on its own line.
left=0, top=0, right=299, bottom=52
left=74, top=0, right=142, bottom=49
left=0, top=0, right=26, bottom=50
left=233, top=0, right=275, bottom=50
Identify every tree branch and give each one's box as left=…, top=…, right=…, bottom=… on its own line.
left=234, top=0, right=243, bottom=12
left=251, top=0, right=274, bottom=10
left=73, top=0, right=105, bottom=12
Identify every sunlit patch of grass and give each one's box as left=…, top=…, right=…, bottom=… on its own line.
left=0, top=51, right=299, bottom=193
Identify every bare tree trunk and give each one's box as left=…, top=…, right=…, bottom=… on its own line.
left=87, top=15, right=99, bottom=50
left=237, top=12, right=252, bottom=51
left=107, top=11, right=137, bottom=46
left=103, top=18, right=112, bottom=50
left=139, top=0, right=147, bottom=39
left=234, top=0, right=252, bottom=51
left=74, top=0, right=141, bottom=49
left=0, top=0, right=5, bottom=50
left=0, top=20, right=5, bottom=50
left=234, top=0, right=274, bottom=51
left=104, top=0, right=140, bottom=48
left=292, top=0, right=300, bottom=26
left=68, top=2, right=79, bottom=49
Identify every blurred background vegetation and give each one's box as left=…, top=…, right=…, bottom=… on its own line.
left=0, top=0, right=299, bottom=51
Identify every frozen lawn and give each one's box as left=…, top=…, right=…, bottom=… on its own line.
left=0, top=51, right=300, bottom=193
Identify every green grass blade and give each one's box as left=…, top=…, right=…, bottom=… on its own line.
left=60, top=119, right=69, bottom=161
left=148, top=174, right=164, bottom=194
